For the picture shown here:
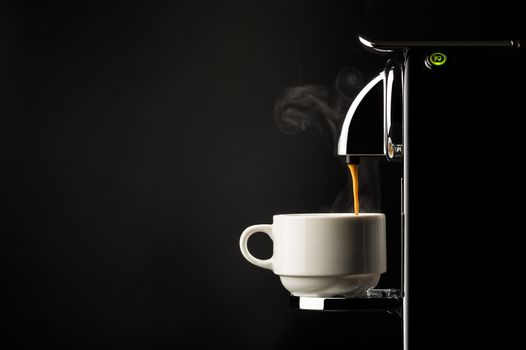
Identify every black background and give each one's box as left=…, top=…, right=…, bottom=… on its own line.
left=1, top=1, right=524, bottom=349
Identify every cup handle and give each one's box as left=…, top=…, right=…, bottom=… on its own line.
left=239, top=224, right=274, bottom=270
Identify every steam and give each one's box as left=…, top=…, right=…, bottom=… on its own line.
left=273, top=85, right=335, bottom=136
left=274, top=67, right=365, bottom=146
left=274, top=67, right=381, bottom=213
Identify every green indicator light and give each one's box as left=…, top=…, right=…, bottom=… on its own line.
left=429, top=52, right=447, bottom=66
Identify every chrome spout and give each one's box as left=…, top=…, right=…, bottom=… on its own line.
left=337, top=58, right=403, bottom=162
left=337, top=72, right=385, bottom=159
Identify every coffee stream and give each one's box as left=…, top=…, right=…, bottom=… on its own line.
left=347, top=164, right=359, bottom=215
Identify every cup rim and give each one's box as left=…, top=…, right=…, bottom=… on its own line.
left=273, top=213, right=385, bottom=218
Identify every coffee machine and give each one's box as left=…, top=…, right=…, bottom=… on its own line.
left=290, top=36, right=524, bottom=350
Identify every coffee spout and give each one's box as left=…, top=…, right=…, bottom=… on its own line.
left=338, top=59, right=403, bottom=164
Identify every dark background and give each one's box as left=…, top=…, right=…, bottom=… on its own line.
left=1, top=1, right=524, bottom=349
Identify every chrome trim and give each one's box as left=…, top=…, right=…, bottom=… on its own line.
left=337, top=72, right=385, bottom=156
left=359, top=36, right=396, bottom=53
left=358, top=35, right=516, bottom=50
left=402, top=56, right=410, bottom=350
left=299, top=297, right=326, bottom=310
left=385, top=63, right=403, bottom=160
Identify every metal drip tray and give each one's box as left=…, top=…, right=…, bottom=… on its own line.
left=290, top=289, right=402, bottom=312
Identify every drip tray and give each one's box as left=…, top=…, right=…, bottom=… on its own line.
left=290, top=289, right=402, bottom=312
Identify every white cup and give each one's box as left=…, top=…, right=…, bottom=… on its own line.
left=240, top=213, right=386, bottom=297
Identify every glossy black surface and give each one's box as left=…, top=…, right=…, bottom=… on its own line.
left=405, top=44, right=525, bottom=348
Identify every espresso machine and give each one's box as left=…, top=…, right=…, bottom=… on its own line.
left=290, top=36, right=524, bottom=349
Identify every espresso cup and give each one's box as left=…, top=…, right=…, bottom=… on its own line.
left=240, top=213, right=386, bottom=297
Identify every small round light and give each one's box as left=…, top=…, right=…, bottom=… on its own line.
left=426, top=52, right=447, bottom=68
